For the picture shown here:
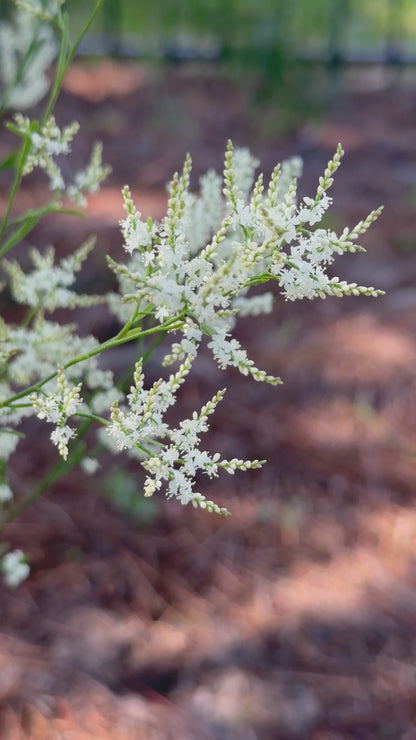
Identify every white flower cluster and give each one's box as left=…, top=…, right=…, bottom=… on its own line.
left=107, top=357, right=263, bottom=510
left=110, top=142, right=382, bottom=386
left=0, top=425, right=21, bottom=462
left=0, top=482, right=12, bottom=502
left=14, top=114, right=111, bottom=204
left=31, top=366, right=83, bottom=459
left=0, top=319, right=118, bottom=468
left=0, top=139, right=383, bottom=524
left=3, top=238, right=104, bottom=312
left=0, top=7, right=57, bottom=110
left=2, top=316, right=110, bottom=387
left=0, top=0, right=387, bottom=592
left=66, top=143, right=110, bottom=207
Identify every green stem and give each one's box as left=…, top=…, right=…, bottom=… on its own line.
left=0, top=420, right=91, bottom=534
left=42, top=0, right=105, bottom=125
left=0, top=215, right=39, bottom=258
left=76, top=412, right=108, bottom=425
left=0, top=0, right=104, bottom=250
left=0, top=136, right=32, bottom=242
left=10, top=205, right=85, bottom=226
left=0, top=204, right=87, bottom=259
left=117, top=329, right=169, bottom=395
left=21, top=305, right=39, bottom=329
left=1, top=313, right=185, bottom=408
left=115, top=301, right=142, bottom=340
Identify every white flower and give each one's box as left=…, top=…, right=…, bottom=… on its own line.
left=0, top=483, right=12, bottom=502
left=67, top=143, right=111, bottom=207
left=0, top=431, right=19, bottom=461
left=14, top=115, right=109, bottom=202
left=50, top=424, right=75, bottom=458
left=3, top=240, right=103, bottom=312
left=0, top=11, right=57, bottom=110
left=231, top=199, right=254, bottom=229
left=80, top=456, right=99, bottom=475
left=2, top=550, right=30, bottom=587
left=296, top=195, right=332, bottom=226
left=232, top=147, right=260, bottom=197
left=31, top=367, right=83, bottom=460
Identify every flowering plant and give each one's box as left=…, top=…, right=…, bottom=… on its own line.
left=0, top=0, right=383, bottom=586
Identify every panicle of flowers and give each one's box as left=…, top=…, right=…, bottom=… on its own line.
left=16, top=114, right=79, bottom=190
left=14, top=114, right=110, bottom=204
left=66, top=142, right=112, bottom=207
left=110, top=141, right=382, bottom=390
left=119, top=185, right=155, bottom=256
left=3, top=237, right=105, bottom=312
left=142, top=387, right=264, bottom=509
left=106, top=359, right=263, bottom=510
left=268, top=182, right=384, bottom=302
left=107, top=355, right=194, bottom=454
left=207, top=330, right=282, bottom=385
left=110, top=148, right=283, bottom=385
left=0, top=6, right=57, bottom=110
left=30, top=366, right=83, bottom=459
left=0, top=126, right=384, bottom=529
left=2, top=315, right=115, bottom=395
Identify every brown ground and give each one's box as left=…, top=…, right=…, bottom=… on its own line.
left=2, top=59, right=416, bottom=738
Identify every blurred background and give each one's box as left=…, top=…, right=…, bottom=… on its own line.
left=2, top=0, right=416, bottom=737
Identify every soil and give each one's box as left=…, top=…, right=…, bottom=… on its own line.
left=1, top=58, right=416, bottom=738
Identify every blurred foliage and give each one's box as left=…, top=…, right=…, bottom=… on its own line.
left=61, top=0, right=416, bottom=125
left=102, top=467, right=160, bottom=525
left=0, top=0, right=414, bottom=125
left=0, top=0, right=414, bottom=54
left=65, top=0, right=416, bottom=54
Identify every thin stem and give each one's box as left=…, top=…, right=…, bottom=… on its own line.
left=10, top=205, right=85, bottom=226
left=21, top=305, right=39, bottom=329
left=0, top=420, right=91, bottom=534
left=75, top=412, right=108, bottom=425
left=116, top=329, right=169, bottom=395
left=0, top=215, right=41, bottom=258
left=0, top=0, right=104, bottom=250
left=0, top=313, right=185, bottom=408
left=0, top=136, right=32, bottom=242
left=115, top=301, right=142, bottom=340
left=42, top=0, right=105, bottom=125
left=0, top=204, right=87, bottom=259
